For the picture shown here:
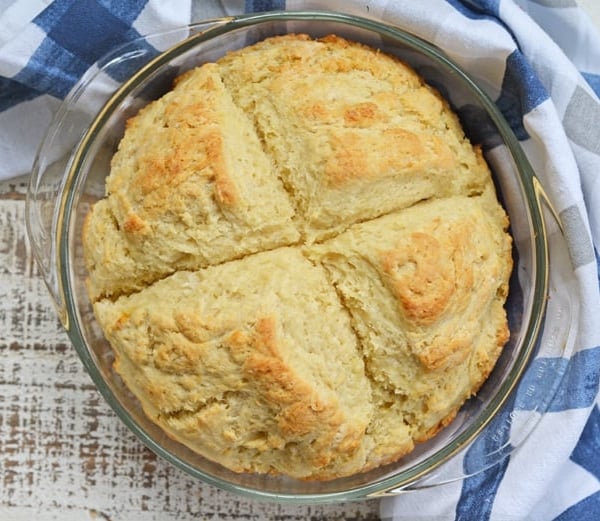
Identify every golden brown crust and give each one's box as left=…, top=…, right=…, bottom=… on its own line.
left=217, top=34, right=490, bottom=242
left=95, top=248, right=373, bottom=479
left=309, top=191, right=512, bottom=444
left=84, top=34, right=513, bottom=480
left=83, top=62, right=299, bottom=301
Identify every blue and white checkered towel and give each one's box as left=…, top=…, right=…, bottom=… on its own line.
left=2, top=1, right=599, bottom=519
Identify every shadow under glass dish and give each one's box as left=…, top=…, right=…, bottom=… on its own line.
left=27, top=11, right=565, bottom=502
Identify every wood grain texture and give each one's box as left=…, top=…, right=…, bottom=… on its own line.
left=0, top=178, right=381, bottom=521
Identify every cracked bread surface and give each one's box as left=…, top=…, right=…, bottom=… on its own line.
left=308, top=188, right=512, bottom=445
left=83, top=34, right=513, bottom=480
left=217, top=34, right=490, bottom=241
left=93, top=248, right=375, bottom=479
left=83, top=62, right=299, bottom=302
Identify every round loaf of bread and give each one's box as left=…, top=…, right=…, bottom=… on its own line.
left=83, top=34, right=513, bottom=480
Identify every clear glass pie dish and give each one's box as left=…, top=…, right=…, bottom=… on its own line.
left=26, top=10, right=578, bottom=502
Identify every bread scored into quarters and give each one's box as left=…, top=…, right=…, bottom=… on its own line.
left=83, top=34, right=513, bottom=480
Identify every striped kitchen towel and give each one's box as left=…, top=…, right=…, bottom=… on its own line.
left=0, top=0, right=191, bottom=178
left=1, top=1, right=599, bottom=519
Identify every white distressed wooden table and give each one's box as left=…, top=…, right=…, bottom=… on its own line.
left=0, top=175, right=381, bottom=521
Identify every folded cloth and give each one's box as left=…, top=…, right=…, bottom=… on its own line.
left=2, top=0, right=599, bottom=519
left=0, top=0, right=193, bottom=178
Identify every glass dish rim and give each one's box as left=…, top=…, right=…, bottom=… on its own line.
left=52, top=10, right=549, bottom=503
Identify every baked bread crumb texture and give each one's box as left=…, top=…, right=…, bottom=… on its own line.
left=83, top=34, right=513, bottom=481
